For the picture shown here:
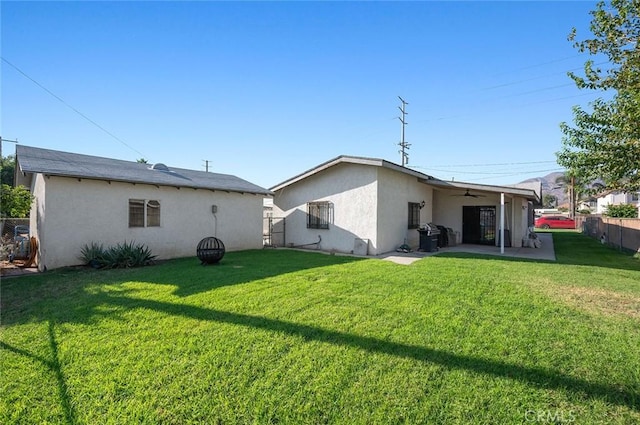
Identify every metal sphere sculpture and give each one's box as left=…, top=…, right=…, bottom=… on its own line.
left=196, top=237, right=225, bottom=265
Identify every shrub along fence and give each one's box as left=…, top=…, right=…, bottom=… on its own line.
left=577, top=215, right=640, bottom=254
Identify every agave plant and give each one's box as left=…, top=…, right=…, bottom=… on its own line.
left=79, top=242, right=106, bottom=268
left=79, top=241, right=156, bottom=269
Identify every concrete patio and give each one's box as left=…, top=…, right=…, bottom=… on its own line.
left=379, top=232, right=556, bottom=265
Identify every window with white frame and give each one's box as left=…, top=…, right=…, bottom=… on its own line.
left=307, top=201, right=332, bottom=229
left=129, top=199, right=161, bottom=227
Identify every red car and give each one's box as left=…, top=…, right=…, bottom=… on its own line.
left=534, top=215, right=576, bottom=229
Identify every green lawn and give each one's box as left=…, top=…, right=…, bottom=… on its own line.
left=2, top=232, right=639, bottom=424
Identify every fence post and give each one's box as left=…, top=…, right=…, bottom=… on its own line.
left=619, top=219, right=623, bottom=252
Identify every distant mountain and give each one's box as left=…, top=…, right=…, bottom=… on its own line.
left=519, top=172, right=567, bottom=206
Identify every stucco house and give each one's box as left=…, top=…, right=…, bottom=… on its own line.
left=15, top=145, right=271, bottom=271
left=596, top=190, right=640, bottom=214
left=270, top=155, right=540, bottom=256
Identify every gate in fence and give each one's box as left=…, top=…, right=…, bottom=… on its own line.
left=263, top=216, right=285, bottom=248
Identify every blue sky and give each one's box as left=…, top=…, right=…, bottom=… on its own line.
left=2, top=1, right=601, bottom=189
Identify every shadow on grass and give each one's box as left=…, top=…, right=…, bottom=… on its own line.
left=0, top=249, right=363, bottom=312
left=93, top=293, right=638, bottom=412
left=0, top=321, right=76, bottom=424
left=0, top=249, right=366, bottom=326
left=165, top=249, right=365, bottom=297
left=437, top=232, right=640, bottom=272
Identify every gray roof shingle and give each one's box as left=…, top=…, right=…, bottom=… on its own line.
left=16, top=145, right=272, bottom=195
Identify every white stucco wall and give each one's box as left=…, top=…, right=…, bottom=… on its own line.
left=596, top=192, right=640, bottom=214
left=273, top=163, right=380, bottom=254
left=376, top=167, right=433, bottom=253
left=32, top=175, right=264, bottom=270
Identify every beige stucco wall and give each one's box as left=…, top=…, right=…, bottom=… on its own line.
left=376, top=167, right=433, bottom=253
left=31, top=175, right=264, bottom=270
left=432, top=189, right=528, bottom=247
left=432, top=189, right=500, bottom=241
left=273, top=163, right=380, bottom=254
left=514, top=198, right=530, bottom=246
left=272, top=164, right=435, bottom=255
left=29, top=174, right=46, bottom=268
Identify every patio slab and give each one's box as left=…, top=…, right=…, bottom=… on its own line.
left=379, top=232, right=556, bottom=265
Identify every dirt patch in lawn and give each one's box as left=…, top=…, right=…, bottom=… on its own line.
left=0, top=260, right=38, bottom=277
left=554, top=286, right=640, bottom=320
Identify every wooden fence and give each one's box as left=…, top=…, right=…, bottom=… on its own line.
left=575, top=215, right=640, bottom=254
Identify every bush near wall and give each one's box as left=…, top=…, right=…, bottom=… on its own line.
left=605, top=203, right=639, bottom=218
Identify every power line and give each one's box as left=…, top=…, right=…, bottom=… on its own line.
left=434, top=168, right=566, bottom=182
left=478, top=62, right=608, bottom=92
left=469, top=169, right=565, bottom=181
left=2, top=57, right=147, bottom=160
left=411, top=160, right=557, bottom=168
left=419, top=168, right=559, bottom=176
left=490, top=54, right=587, bottom=77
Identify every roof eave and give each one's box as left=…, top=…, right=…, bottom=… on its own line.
left=426, top=179, right=540, bottom=202
left=34, top=171, right=272, bottom=196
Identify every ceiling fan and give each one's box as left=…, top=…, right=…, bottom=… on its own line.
left=452, top=189, right=486, bottom=198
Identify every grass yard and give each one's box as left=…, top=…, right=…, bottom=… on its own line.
left=1, top=231, right=639, bottom=424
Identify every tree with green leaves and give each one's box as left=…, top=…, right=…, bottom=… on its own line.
left=1, top=155, right=15, bottom=186
left=605, top=203, right=639, bottom=217
left=557, top=0, right=640, bottom=192
left=1, top=154, right=34, bottom=218
left=1, top=184, right=33, bottom=218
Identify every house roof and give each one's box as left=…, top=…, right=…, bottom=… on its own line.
left=270, top=154, right=540, bottom=203
left=270, top=155, right=437, bottom=191
left=16, top=145, right=272, bottom=196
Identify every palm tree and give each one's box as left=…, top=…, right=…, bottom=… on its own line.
left=542, top=194, right=558, bottom=208
left=555, top=172, right=605, bottom=218
left=554, top=172, right=581, bottom=219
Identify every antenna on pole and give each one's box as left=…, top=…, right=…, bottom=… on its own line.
left=397, top=96, right=410, bottom=166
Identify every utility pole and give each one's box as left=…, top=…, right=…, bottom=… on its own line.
left=397, top=96, right=410, bottom=166
left=203, top=160, right=211, bottom=172
left=0, top=136, right=19, bottom=159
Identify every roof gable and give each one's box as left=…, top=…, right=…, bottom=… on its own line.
left=16, top=145, right=271, bottom=195
left=270, top=155, right=435, bottom=191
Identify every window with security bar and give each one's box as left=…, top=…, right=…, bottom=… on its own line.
left=129, top=199, right=145, bottom=227
left=408, top=202, right=421, bottom=229
left=307, top=201, right=332, bottom=229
